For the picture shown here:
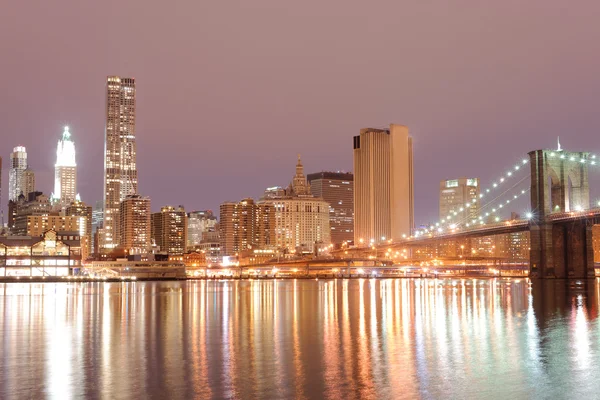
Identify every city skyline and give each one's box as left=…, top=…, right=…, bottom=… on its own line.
left=2, top=2, right=600, bottom=227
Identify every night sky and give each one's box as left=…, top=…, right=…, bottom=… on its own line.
left=1, top=1, right=599, bottom=225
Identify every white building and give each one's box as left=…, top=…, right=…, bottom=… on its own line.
left=8, top=146, right=32, bottom=201
left=52, top=126, right=77, bottom=204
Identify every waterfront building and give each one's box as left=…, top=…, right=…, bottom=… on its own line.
left=307, top=171, right=354, bottom=245
left=187, top=210, right=217, bottom=250
left=8, top=146, right=34, bottom=201
left=66, top=199, right=92, bottom=260
left=219, top=199, right=257, bottom=256
left=91, top=200, right=103, bottom=255
left=0, top=230, right=82, bottom=277
left=353, top=124, right=414, bottom=244
left=52, top=126, right=77, bottom=204
left=439, top=178, right=480, bottom=226
left=259, top=156, right=330, bottom=254
left=101, top=76, right=137, bottom=253
left=119, top=195, right=151, bottom=255
left=151, top=206, right=187, bottom=255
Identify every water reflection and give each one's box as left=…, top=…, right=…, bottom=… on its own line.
left=1, top=279, right=600, bottom=398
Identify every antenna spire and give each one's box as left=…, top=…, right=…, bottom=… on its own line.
left=557, top=137, right=562, bottom=152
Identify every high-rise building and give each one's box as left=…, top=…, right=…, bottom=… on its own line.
left=187, top=210, right=218, bottom=250
left=439, top=178, right=480, bottom=227
left=258, top=156, right=330, bottom=254
left=23, top=168, right=35, bottom=199
left=66, top=199, right=92, bottom=260
left=9, top=146, right=31, bottom=201
left=53, top=126, right=77, bottom=205
left=101, top=76, right=137, bottom=253
left=151, top=206, right=187, bottom=255
left=353, top=124, right=414, bottom=244
left=119, top=195, right=151, bottom=255
left=219, top=199, right=257, bottom=256
left=307, top=171, right=354, bottom=245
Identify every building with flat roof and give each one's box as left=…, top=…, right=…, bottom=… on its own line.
left=151, top=206, right=187, bottom=255
left=439, top=178, right=480, bottom=227
left=353, top=124, right=413, bottom=244
left=307, top=171, right=354, bottom=245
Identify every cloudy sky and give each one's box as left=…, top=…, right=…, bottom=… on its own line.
left=1, top=0, right=599, bottom=224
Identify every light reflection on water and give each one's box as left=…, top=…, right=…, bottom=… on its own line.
left=1, top=279, right=600, bottom=399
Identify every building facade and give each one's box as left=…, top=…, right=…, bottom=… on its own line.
left=219, top=199, right=257, bottom=256
left=151, top=206, right=187, bottom=255
left=66, top=199, right=93, bottom=260
left=101, top=76, right=137, bottom=253
left=259, top=156, right=330, bottom=254
left=439, top=178, right=480, bottom=227
left=187, top=210, right=218, bottom=250
left=353, top=124, right=414, bottom=244
left=8, top=146, right=33, bottom=201
left=53, top=126, right=77, bottom=204
left=119, top=195, right=151, bottom=255
left=0, top=230, right=82, bottom=277
left=307, top=171, right=354, bottom=245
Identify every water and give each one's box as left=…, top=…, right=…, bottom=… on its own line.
left=1, top=278, right=600, bottom=399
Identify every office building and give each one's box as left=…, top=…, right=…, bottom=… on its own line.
left=53, top=126, right=77, bottom=204
left=101, top=76, right=137, bottom=253
left=152, top=206, right=187, bottom=255
left=187, top=210, right=217, bottom=249
left=119, top=195, right=151, bottom=255
left=307, top=171, right=354, bottom=245
left=353, top=124, right=414, bottom=244
left=439, top=178, right=480, bottom=226
left=9, top=146, right=34, bottom=201
left=259, top=156, right=330, bottom=254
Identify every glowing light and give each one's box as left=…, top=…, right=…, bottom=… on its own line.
left=575, top=205, right=583, bottom=212
left=526, top=212, right=533, bottom=219
left=522, top=159, right=528, bottom=164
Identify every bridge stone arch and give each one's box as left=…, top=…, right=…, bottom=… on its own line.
left=529, top=149, right=593, bottom=278
left=529, top=149, right=590, bottom=217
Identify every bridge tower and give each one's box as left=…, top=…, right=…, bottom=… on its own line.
left=528, top=149, right=593, bottom=278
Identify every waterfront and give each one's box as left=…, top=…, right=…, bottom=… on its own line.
left=1, top=279, right=600, bottom=399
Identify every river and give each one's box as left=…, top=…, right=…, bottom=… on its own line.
left=1, top=278, right=599, bottom=399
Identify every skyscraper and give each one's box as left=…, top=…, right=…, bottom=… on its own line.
left=439, top=178, right=480, bottom=226
left=53, top=126, right=77, bottom=204
left=353, top=124, right=414, bottom=244
left=307, top=171, right=354, bottom=245
left=101, top=76, right=137, bottom=252
left=8, top=146, right=30, bottom=201
left=258, top=156, right=331, bottom=254
left=187, top=210, right=218, bottom=250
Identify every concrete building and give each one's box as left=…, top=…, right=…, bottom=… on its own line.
left=259, top=156, right=330, bottom=254
left=101, top=76, right=137, bottom=253
left=8, top=146, right=34, bottom=201
left=152, top=206, right=187, bottom=255
left=119, top=195, right=151, bottom=255
left=307, top=171, right=354, bottom=245
left=439, top=178, right=480, bottom=227
left=52, top=126, right=77, bottom=205
left=219, top=199, right=257, bottom=256
left=66, top=199, right=92, bottom=260
left=187, top=210, right=217, bottom=250
left=353, top=124, right=414, bottom=244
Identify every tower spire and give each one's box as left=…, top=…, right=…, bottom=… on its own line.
left=557, top=137, right=562, bottom=152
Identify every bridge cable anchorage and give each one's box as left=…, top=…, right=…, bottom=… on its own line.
left=415, top=157, right=530, bottom=237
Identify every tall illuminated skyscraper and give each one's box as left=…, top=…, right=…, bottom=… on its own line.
left=353, top=124, right=414, bottom=243
left=8, top=146, right=31, bottom=201
left=101, top=76, right=137, bottom=252
left=53, top=126, right=77, bottom=204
